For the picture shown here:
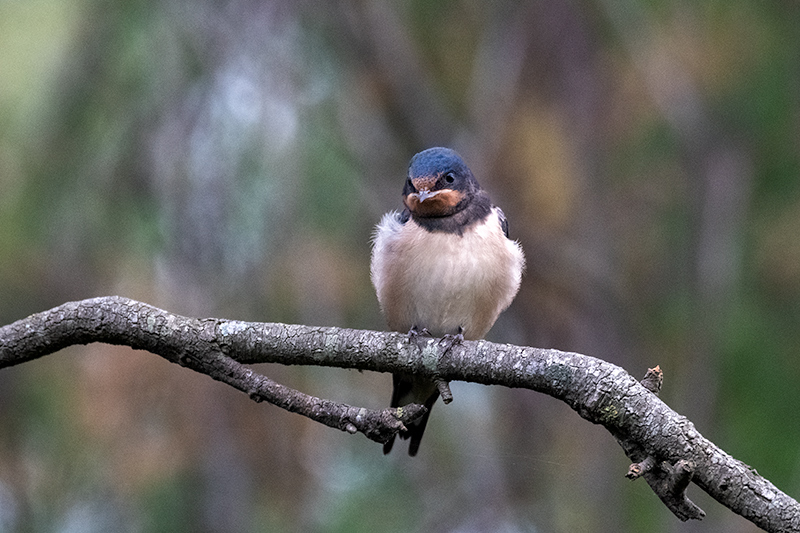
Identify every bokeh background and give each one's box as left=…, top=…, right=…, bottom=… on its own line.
left=1, top=0, right=799, bottom=531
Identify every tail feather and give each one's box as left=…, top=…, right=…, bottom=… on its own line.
left=383, top=435, right=396, bottom=454
left=384, top=373, right=439, bottom=456
left=407, top=391, right=439, bottom=456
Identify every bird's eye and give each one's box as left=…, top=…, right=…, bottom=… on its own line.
left=444, top=172, right=455, bottom=184
left=406, top=178, right=414, bottom=189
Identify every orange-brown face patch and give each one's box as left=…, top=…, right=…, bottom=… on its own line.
left=411, top=176, right=437, bottom=191
left=404, top=189, right=465, bottom=217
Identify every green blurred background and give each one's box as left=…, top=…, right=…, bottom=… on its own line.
left=1, top=0, right=798, bottom=531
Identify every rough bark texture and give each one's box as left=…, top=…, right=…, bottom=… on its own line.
left=0, top=296, right=797, bottom=532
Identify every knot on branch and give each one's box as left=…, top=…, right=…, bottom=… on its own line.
left=348, top=403, right=428, bottom=444
left=248, top=389, right=264, bottom=403
left=626, top=455, right=657, bottom=479
left=627, top=456, right=706, bottom=521
left=640, top=365, right=663, bottom=395
left=435, top=379, right=453, bottom=404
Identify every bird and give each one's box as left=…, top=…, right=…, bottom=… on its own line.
left=370, top=147, right=525, bottom=456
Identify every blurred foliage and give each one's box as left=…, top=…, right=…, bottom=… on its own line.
left=1, top=0, right=800, bottom=531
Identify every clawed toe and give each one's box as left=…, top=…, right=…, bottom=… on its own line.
left=407, top=325, right=432, bottom=340
left=438, top=326, right=464, bottom=353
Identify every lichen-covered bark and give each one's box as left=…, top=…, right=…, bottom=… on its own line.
left=0, top=296, right=798, bottom=532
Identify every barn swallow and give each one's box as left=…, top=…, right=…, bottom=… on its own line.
left=370, top=147, right=525, bottom=456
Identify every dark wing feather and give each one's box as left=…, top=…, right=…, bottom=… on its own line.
left=496, top=207, right=510, bottom=238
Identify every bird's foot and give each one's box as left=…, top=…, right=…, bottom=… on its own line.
left=406, top=325, right=433, bottom=351
left=434, top=327, right=463, bottom=405
left=407, top=325, right=432, bottom=339
left=438, top=326, right=464, bottom=355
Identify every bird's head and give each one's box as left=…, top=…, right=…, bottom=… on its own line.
left=403, top=147, right=480, bottom=218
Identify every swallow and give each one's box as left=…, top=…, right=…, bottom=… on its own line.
left=370, top=147, right=525, bottom=456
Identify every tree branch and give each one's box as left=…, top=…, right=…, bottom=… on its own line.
left=0, top=296, right=797, bottom=531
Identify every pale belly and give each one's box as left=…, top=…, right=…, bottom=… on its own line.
left=372, top=211, right=524, bottom=340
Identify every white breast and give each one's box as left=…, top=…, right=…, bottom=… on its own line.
left=370, top=208, right=525, bottom=340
